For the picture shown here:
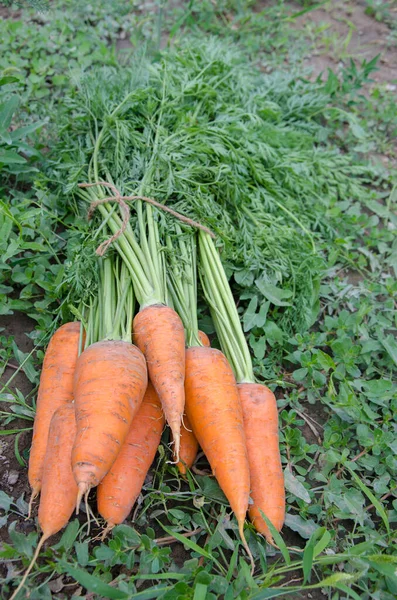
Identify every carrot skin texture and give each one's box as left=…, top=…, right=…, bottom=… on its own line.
left=198, top=330, right=210, bottom=347
left=175, top=413, right=199, bottom=475
left=97, top=382, right=164, bottom=528
left=72, top=340, right=148, bottom=495
left=185, top=346, right=250, bottom=527
left=28, top=322, right=81, bottom=498
left=39, top=404, right=78, bottom=536
left=174, top=331, right=208, bottom=474
left=238, top=383, right=285, bottom=541
left=133, top=304, right=185, bottom=461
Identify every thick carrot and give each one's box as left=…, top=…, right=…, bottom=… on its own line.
left=185, top=346, right=250, bottom=551
left=72, top=340, right=147, bottom=504
left=175, top=413, right=199, bottom=475
left=133, top=304, right=185, bottom=462
left=97, top=381, right=164, bottom=532
left=238, top=383, right=285, bottom=541
left=198, top=330, right=210, bottom=347
left=28, top=322, right=81, bottom=510
left=10, top=404, right=77, bottom=600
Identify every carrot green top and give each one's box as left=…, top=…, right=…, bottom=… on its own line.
left=76, top=90, right=168, bottom=310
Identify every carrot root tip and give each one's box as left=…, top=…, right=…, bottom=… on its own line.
left=85, top=491, right=91, bottom=534
left=239, top=522, right=255, bottom=576
left=26, top=490, right=39, bottom=520
left=173, top=434, right=181, bottom=464
left=76, top=482, right=89, bottom=514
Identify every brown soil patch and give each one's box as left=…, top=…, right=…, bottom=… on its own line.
left=290, top=0, right=397, bottom=84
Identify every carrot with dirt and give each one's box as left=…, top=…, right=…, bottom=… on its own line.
left=133, top=302, right=185, bottom=462
left=199, top=230, right=285, bottom=543
left=185, top=345, right=251, bottom=553
left=72, top=258, right=147, bottom=506
left=28, top=321, right=81, bottom=514
left=166, top=231, right=253, bottom=567
left=238, top=383, right=284, bottom=536
left=10, top=404, right=78, bottom=600
left=174, top=330, right=208, bottom=474
left=97, top=381, right=164, bottom=533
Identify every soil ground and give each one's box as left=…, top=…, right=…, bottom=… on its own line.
left=291, top=0, right=397, bottom=83
left=0, top=313, right=35, bottom=512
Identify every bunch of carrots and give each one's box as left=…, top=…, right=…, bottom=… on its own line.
left=11, top=189, right=285, bottom=596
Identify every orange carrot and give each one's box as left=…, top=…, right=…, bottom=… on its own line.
left=174, top=331, right=208, bottom=474
left=174, top=330, right=208, bottom=475
left=72, top=340, right=147, bottom=505
left=28, top=322, right=81, bottom=511
left=198, top=330, right=210, bottom=347
left=97, top=381, right=164, bottom=532
left=238, top=383, right=285, bottom=541
left=175, top=413, right=199, bottom=475
left=10, top=404, right=77, bottom=600
left=185, top=346, right=251, bottom=560
left=133, top=304, right=185, bottom=462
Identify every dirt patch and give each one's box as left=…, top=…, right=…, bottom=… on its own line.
left=0, top=312, right=35, bottom=390
left=116, top=35, right=133, bottom=52
left=290, top=0, right=397, bottom=84
left=0, top=313, right=35, bottom=533
left=0, top=5, right=21, bottom=20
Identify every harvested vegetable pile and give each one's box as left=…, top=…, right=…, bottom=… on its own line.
left=13, top=217, right=287, bottom=596
left=7, top=38, right=394, bottom=598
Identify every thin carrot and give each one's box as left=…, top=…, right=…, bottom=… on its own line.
left=72, top=340, right=147, bottom=506
left=185, top=346, right=252, bottom=566
left=238, top=383, right=285, bottom=542
left=97, top=381, right=164, bottom=533
left=133, top=304, right=185, bottom=462
left=28, top=321, right=81, bottom=514
left=10, top=404, right=77, bottom=600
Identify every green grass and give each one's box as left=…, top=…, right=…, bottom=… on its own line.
left=0, top=1, right=396, bottom=599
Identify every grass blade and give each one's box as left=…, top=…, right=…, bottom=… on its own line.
left=259, top=510, right=291, bottom=565
left=335, top=584, right=362, bottom=600
left=158, top=524, right=212, bottom=559
left=302, top=540, right=314, bottom=584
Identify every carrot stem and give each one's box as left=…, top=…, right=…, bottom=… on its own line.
left=79, top=185, right=159, bottom=306
left=199, top=231, right=254, bottom=383
left=166, top=229, right=201, bottom=348
left=102, top=257, right=116, bottom=339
